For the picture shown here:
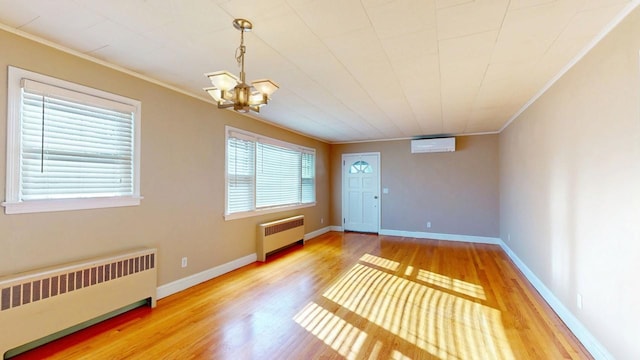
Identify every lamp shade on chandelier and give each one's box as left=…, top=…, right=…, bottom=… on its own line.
left=204, top=19, right=278, bottom=113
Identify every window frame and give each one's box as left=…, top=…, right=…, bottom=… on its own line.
left=225, top=126, right=316, bottom=221
left=3, top=66, right=142, bottom=214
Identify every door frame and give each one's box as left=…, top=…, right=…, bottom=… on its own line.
left=341, top=152, right=381, bottom=233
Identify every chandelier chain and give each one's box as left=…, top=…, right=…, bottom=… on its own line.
left=235, top=30, right=246, bottom=83
left=235, top=45, right=245, bottom=67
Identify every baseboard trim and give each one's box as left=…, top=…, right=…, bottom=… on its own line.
left=157, top=226, right=333, bottom=299
left=379, top=229, right=501, bottom=245
left=156, top=253, right=257, bottom=299
left=330, top=225, right=344, bottom=232
left=498, top=240, right=613, bottom=360
left=304, top=226, right=332, bottom=241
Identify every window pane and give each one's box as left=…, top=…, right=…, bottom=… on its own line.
left=256, top=143, right=301, bottom=208
left=349, top=160, right=372, bottom=174
left=227, top=137, right=255, bottom=213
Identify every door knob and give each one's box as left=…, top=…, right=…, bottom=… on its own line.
left=374, top=195, right=378, bottom=199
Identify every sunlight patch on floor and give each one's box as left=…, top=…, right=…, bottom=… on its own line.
left=416, top=269, right=487, bottom=300
left=293, top=302, right=369, bottom=360
left=391, top=349, right=413, bottom=360
left=360, top=253, right=400, bottom=272
left=294, top=254, right=516, bottom=360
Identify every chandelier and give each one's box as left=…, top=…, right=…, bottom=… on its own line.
left=204, top=18, right=279, bottom=113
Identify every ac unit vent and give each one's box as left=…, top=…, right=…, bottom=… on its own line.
left=411, top=137, right=455, bottom=153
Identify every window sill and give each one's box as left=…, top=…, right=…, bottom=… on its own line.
left=2, top=196, right=143, bottom=215
left=224, top=202, right=316, bottom=221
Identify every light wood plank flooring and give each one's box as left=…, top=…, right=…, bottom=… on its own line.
left=13, top=232, right=592, bottom=359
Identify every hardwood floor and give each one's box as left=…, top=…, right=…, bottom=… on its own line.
left=12, top=232, right=592, bottom=359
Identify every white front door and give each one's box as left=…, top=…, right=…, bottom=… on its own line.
left=342, top=153, right=380, bottom=233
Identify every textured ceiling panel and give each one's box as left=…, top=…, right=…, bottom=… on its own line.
left=437, top=0, right=509, bottom=40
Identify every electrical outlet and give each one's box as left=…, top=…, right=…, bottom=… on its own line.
left=508, top=233, right=511, bottom=242
left=181, top=257, right=188, bottom=268
left=427, top=221, right=431, bottom=228
left=577, top=294, right=583, bottom=310
left=321, top=217, right=324, bottom=224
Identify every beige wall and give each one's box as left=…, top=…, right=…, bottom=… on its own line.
left=331, top=135, right=499, bottom=237
left=499, top=7, right=640, bottom=359
left=0, top=29, right=331, bottom=286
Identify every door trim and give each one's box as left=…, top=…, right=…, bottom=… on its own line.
left=341, top=152, right=381, bottom=233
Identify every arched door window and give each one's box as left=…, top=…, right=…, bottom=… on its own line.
left=349, top=160, right=373, bottom=174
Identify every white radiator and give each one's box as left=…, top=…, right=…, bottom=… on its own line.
left=257, top=215, right=305, bottom=262
left=0, top=248, right=157, bottom=357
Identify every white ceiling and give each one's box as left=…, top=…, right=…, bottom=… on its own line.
left=0, top=0, right=636, bottom=143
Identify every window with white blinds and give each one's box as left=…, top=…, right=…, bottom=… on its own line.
left=226, top=127, right=316, bottom=219
left=3, top=67, right=142, bottom=214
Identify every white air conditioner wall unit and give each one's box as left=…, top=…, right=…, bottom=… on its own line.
left=411, top=137, right=456, bottom=153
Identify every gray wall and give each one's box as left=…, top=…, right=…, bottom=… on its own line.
left=500, top=6, right=640, bottom=359
left=331, top=135, right=499, bottom=237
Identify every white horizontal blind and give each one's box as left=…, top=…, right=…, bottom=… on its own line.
left=301, top=152, right=315, bottom=203
left=227, top=136, right=255, bottom=213
left=256, top=143, right=301, bottom=208
left=20, top=83, right=134, bottom=201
